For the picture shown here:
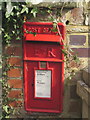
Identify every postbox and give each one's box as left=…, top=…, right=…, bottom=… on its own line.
left=23, top=22, right=65, bottom=113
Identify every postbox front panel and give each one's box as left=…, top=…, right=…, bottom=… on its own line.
left=23, top=22, right=65, bottom=113
left=24, top=61, right=63, bottom=113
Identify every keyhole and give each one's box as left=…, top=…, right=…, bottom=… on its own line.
left=40, top=62, right=46, bottom=68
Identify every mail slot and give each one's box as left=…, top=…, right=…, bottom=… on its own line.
left=23, top=22, right=65, bottom=113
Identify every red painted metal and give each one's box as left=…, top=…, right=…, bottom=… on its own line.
left=23, top=22, right=65, bottom=113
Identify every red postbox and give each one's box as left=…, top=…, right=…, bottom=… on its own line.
left=23, top=22, right=65, bottom=113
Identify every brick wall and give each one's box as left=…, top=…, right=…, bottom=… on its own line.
left=64, top=27, right=89, bottom=118
left=4, top=40, right=23, bottom=108
left=3, top=5, right=89, bottom=118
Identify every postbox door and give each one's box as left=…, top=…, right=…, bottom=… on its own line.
left=24, top=60, right=63, bottom=113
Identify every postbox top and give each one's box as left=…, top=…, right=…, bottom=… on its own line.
left=24, top=22, right=65, bottom=43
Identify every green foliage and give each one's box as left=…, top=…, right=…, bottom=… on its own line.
left=1, top=55, right=19, bottom=118
left=62, top=49, right=68, bottom=56
left=31, top=7, right=39, bottom=17
left=21, top=5, right=29, bottom=14
left=26, top=30, right=37, bottom=36
left=73, top=55, right=79, bottom=62
left=2, top=2, right=30, bottom=118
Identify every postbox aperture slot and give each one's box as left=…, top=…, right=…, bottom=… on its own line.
left=34, top=69, right=52, bottom=100
left=25, top=41, right=60, bottom=44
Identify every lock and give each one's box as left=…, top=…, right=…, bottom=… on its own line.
left=32, top=83, right=34, bottom=86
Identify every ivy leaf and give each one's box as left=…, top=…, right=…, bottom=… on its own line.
left=16, top=36, right=20, bottom=40
left=30, top=32, right=37, bottom=36
left=31, top=7, right=38, bottom=17
left=0, top=28, right=4, bottom=32
left=51, top=28, right=58, bottom=32
left=13, top=19, right=17, bottom=23
left=14, top=24, right=17, bottom=29
left=26, top=7, right=29, bottom=14
left=0, top=64, right=2, bottom=69
left=73, top=55, right=79, bottom=62
left=10, top=11, right=14, bottom=16
left=12, top=31, right=15, bottom=34
left=3, top=105, right=9, bottom=113
left=21, top=5, right=28, bottom=14
left=5, top=2, right=13, bottom=18
left=47, top=9, right=52, bottom=14
left=69, top=48, right=74, bottom=52
left=4, top=33, right=11, bottom=40
left=13, top=6, right=19, bottom=10
left=48, top=16, right=54, bottom=21
left=0, top=78, right=2, bottom=82
left=26, top=30, right=37, bottom=36
left=21, top=8, right=25, bottom=14
left=53, top=22, right=57, bottom=30
left=17, top=12, right=20, bottom=16
left=62, top=49, right=68, bottom=56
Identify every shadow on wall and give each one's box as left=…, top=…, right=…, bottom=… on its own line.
left=63, top=69, right=83, bottom=118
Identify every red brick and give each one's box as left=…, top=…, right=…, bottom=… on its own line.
left=8, top=57, right=22, bottom=67
left=9, top=100, right=23, bottom=107
left=7, top=68, right=21, bottom=77
left=71, top=48, right=90, bottom=57
left=8, top=79, right=22, bottom=89
left=69, top=61, right=80, bottom=68
left=8, top=90, right=22, bottom=99
left=5, top=45, right=22, bottom=56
